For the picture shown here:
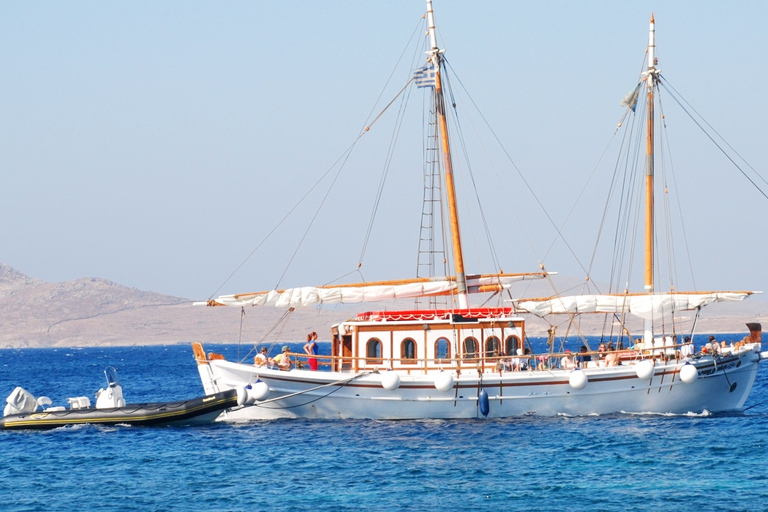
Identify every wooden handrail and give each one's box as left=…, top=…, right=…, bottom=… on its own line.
left=253, top=341, right=699, bottom=372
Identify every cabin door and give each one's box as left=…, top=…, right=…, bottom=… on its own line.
left=341, top=335, right=353, bottom=371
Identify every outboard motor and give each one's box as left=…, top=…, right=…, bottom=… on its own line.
left=95, top=366, right=126, bottom=409
left=3, top=387, right=38, bottom=417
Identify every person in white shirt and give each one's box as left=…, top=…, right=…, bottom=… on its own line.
left=680, top=336, right=694, bottom=359
left=561, top=350, right=577, bottom=370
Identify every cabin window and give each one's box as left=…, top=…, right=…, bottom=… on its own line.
left=366, top=338, right=382, bottom=364
left=485, top=336, right=500, bottom=358
left=505, top=335, right=520, bottom=356
left=435, top=337, right=451, bottom=363
left=401, top=338, right=417, bottom=364
left=463, top=336, right=479, bottom=361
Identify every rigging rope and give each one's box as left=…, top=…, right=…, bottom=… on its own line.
left=443, top=60, right=595, bottom=290
left=251, top=372, right=372, bottom=409
left=357, top=16, right=426, bottom=269
left=442, top=62, right=505, bottom=276
left=659, top=77, right=768, bottom=201
left=238, top=307, right=295, bottom=363
left=208, top=17, right=426, bottom=300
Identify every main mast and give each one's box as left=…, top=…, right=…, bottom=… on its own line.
left=642, top=14, right=660, bottom=344
left=425, top=0, right=469, bottom=308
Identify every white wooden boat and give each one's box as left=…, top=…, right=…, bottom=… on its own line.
left=192, top=4, right=767, bottom=420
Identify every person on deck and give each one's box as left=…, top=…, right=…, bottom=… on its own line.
left=254, top=347, right=269, bottom=367
left=680, top=336, right=694, bottom=359
left=511, top=349, right=524, bottom=371
left=707, top=336, right=720, bottom=355
left=523, top=348, right=533, bottom=371
left=273, top=346, right=293, bottom=371
left=577, top=346, right=592, bottom=368
left=304, top=332, right=319, bottom=371
left=561, top=350, right=577, bottom=370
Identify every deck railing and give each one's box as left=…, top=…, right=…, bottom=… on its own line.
left=200, top=338, right=752, bottom=373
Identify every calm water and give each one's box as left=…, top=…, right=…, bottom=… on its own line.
left=1, top=339, right=768, bottom=512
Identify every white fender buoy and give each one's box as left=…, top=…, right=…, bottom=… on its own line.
left=381, top=371, right=401, bottom=391
left=236, top=386, right=248, bottom=406
left=569, top=369, right=588, bottom=390
left=679, top=363, right=698, bottom=384
left=434, top=372, right=455, bottom=392
left=237, top=381, right=270, bottom=405
left=249, top=381, right=270, bottom=401
left=635, top=359, right=655, bottom=380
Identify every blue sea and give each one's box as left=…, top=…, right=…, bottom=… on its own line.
left=2, top=337, right=768, bottom=512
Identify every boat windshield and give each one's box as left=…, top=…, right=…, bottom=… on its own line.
left=104, top=366, right=121, bottom=388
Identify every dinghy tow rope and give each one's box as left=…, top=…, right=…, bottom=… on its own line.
left=250, top=372, right=374, bottom=410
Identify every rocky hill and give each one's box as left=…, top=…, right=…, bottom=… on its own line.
left=1, top=264, right=765, bottom=348
left=0, top=264, right=353, bottom=348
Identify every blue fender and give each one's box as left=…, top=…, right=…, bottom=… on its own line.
left=478, top=388, right=490, bottom=417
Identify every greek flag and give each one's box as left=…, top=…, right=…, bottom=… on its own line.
left=413, top=63, right=436, bottom=88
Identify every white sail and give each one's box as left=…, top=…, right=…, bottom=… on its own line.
left=515, top=292, right=754, bottom=320
left=199, top=273, right=546, bottom=308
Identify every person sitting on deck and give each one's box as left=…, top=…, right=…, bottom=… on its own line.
left=273, top=346, right=293, bottom=371
left=706, top=336, right=720, bottom=355
left=254, top=347, right=269, bottom=367
left=577, top=346, right=592, bottom=368
left=511, top=349, right=524, bottom=371
left=680, top=336, right=694, bottom=359
left=605, top=349, right=619, bottom=367
left=523, top=348, right=533, bottom=371
left=561, top=350, right=577, bottom=370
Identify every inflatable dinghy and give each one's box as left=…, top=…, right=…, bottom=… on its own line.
left=1, top=366, right=250, bottom=430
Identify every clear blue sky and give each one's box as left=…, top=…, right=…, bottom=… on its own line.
left=1, top=1, right=766, bottom=301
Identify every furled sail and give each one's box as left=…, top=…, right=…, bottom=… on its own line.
left=514, top=292, right=754, bottom=320
left=199, top=273, right=548, bottom=308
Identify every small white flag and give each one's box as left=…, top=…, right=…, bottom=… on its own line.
left=413, top=64, right=436, bottom=88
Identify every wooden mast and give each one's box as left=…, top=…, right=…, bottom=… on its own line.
left=643, top=14, right=659, bottom=344
left=426, top=0, right=469, bottom=308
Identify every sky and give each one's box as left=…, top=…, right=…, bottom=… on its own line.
left=1, top=1, right=767, bottom=303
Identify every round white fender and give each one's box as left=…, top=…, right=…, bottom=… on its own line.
left=569, top=369, right=588, bottom=390
left=237, top=381, right=270, bottom=405
left=249, top=381, right=270, bottom=401
left=434, top=372, right=455, bottom=392
left=635, top=359, right=655, bottom=380
left=236, top=386, right=248, bottom=406
left=381, top=371, right=401, bottom=391
left=679, top=363, right=698, bottom=384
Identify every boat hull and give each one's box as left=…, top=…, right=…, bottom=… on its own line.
left=0, top=390, right=239, bottom=430
left=201, top=352, right=763, bottom=421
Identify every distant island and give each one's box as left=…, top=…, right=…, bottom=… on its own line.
left=1, top=263, right=765, bottom=348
